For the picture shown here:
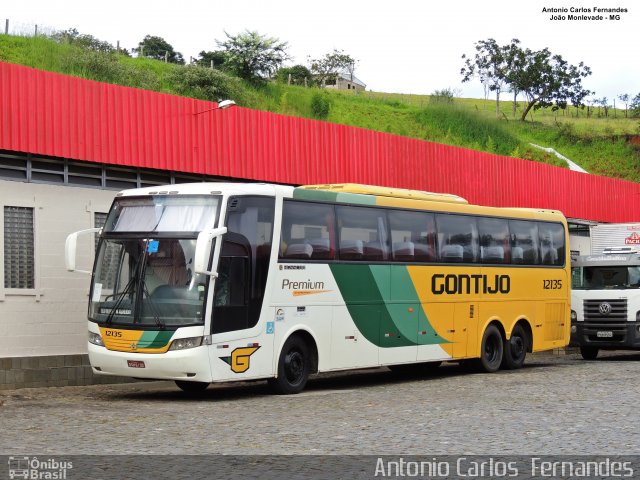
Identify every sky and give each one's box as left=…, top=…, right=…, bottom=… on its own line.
left=3, top=0, right=638, bottom=102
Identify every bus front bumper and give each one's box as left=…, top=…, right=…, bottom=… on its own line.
left=88, top=343, right=213, bottom=382
left=572, top=322, right=640, bottom=349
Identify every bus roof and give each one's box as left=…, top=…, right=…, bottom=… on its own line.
left=299, top=183, right=468, bottom=204
left=572, top=253, right=640, bottom=267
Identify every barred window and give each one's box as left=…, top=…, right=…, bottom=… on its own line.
left=94, top=212, right=108, bottom=250
left=94, top=212, right=118, bottom=286
left=4, top=206, right=35, bottom=289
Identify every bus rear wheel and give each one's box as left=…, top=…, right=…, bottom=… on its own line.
left=269, top=335, right=310, bottom=394
left=477, top=325, right=504, bottom=373
left=502, top=324, right=528, bottom=370
left=175, top=380, right=209, bottom=393
left=580, top=346, right=599, bottom=360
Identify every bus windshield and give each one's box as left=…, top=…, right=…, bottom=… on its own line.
left=90, top=194, right=221, bottom=327
left=90, top=237, right=210, bottom=327
left=572, top=266, right=640, bottom=290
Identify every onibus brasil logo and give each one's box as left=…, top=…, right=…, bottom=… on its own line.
left=8, top=456, right=73, bottom=479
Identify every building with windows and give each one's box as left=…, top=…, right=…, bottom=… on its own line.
left=1, top=61, right=640, bottom=388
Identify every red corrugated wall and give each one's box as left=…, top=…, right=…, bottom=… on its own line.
left=1, top=61, right=639, bottom=222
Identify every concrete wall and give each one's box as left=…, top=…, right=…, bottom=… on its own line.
left=0, top=180, right=115, bottom=358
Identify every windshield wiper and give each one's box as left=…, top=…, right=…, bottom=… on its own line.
left=105, top=246, right=144, bottom=326
left=105, top=275, right=136, bottom=326
left=141, top=280, right=165, bottom=330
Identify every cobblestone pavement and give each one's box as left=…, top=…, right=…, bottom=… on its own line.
left=1, top=351, right=639, bottom=455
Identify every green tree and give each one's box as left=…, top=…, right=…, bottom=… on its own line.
left=618, top=94, right=630, bottom=118
left=50, top=28, right=115, bottom=53
left=216, top=30, right=290, bottom=82
left=462, top=39, right=592, bottom=121
left=195, top=50, right=228, bottom=69
left=461, top=39, right=511, bottom=117
left=136, top=35, right=184, bottom=64
left=630, top=93, right=640, bottom=117
left=308, top=49, right=357, bottom=87
left=514, top=48, right=592, bottom=121
left=275, top=65, right=312, bottom=85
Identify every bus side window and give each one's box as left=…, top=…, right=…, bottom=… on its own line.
left=539, top=222, right=565, bottom=266
left=436, top=214, right=479, bottom=263
left=478, top=217, right=509, bottom=264
left=336, top=205, right=389, bottom=262
left=388, top=209, right=436, bottom=262
left=280, top=201, right=335, bottom=261
left=509, top=220, right=539, bottom=265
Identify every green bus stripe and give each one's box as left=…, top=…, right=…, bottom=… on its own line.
left=138, top=330, right=174, bottom=348
left=330, top=264, right=449, bottom=347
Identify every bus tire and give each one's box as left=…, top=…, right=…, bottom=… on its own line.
left=478, top=325, right=504, bottom=373
left=175, top=380, right=209, bottom=393
left=580, top=346, right=599, bottom=360
left=269, top=335, right=310, bottom=394
left=502, top=324, right=528, bottom=370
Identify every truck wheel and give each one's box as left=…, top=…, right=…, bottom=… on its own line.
left=269, top=335, right=310, bottom=394
left=501, top=324, right=528, bottom=370
left=580, top=346, right=599, bottom=360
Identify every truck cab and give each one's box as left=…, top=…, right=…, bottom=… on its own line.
left=571, top=248, right=640, bottom=359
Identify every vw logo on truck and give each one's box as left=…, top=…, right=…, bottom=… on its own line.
left=598, top=302, right=612, bottom=316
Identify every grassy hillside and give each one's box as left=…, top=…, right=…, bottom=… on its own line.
left=2, top=34, right=639, bottom=180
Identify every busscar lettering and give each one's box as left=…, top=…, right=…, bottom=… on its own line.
left=431, top=274, right=510, bottom=295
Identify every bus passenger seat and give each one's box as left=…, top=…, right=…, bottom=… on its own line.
left=441, top=244, right=464, bottom=262
left=308, top=238, right=332, bottom=260
left=482, top=246, right=505, bottom=263
left=413, top=244, right=435, bottom=261
left=339, top=239, right=364, bottom=260
left=512, top=246, right=524, bottom=264
left=393, top=241, right=415, bottom=261
left=284, top=243, right=313, bottom=259
left=363, top=241, right=385, bottom=260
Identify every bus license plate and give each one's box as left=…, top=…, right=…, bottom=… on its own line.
left=127, top=360, right=145, bottom=368
left=597, top=331, right=613, bottom=338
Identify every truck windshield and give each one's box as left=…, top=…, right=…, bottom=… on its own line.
left=90, top=194, right=220, bottom=327
left=572, top=266, right=640, bottom=290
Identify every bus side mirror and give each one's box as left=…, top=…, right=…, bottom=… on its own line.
left=194, top=227, right=228, bottom=276
left=65, top=228, right=102, bottom=274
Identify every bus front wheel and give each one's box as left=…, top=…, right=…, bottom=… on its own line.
left=175, top=380, right=209, bottom=393
left=580, top=346, right=599, bottom=360
left=502, top=324, right=528, bottom=370
left=478, top=325, right=504, bottom=373
left=269, top=335, right=310, bottom=394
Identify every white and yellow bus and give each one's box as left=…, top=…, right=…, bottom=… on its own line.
left=66, top=182, right=570, bottom=394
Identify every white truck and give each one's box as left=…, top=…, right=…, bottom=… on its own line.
left=571, top=249, right=640, bottom=359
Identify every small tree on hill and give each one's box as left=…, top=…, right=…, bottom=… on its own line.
left=136, top=35, right=184, bottom=64
left=461, top=38, right=511, bottom=117
left=275, top=65, right=312, bottom=85
left=630, top=93, right=640, bottom=118
left=618, top=94, right=630, bottom=118
left=216, top=30, right=290, bottom=82
left=308, top=49, right=357, bottom=87
left=195, top=50, right=228, bottom=69
left=50, top=28, right=115, bottom=53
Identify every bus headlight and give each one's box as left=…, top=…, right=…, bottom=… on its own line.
left=88, top=331, right=104, bottom=346
left=169, top=336, right=203, bottom=351
left=571, top=310, right=577, bottom=321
